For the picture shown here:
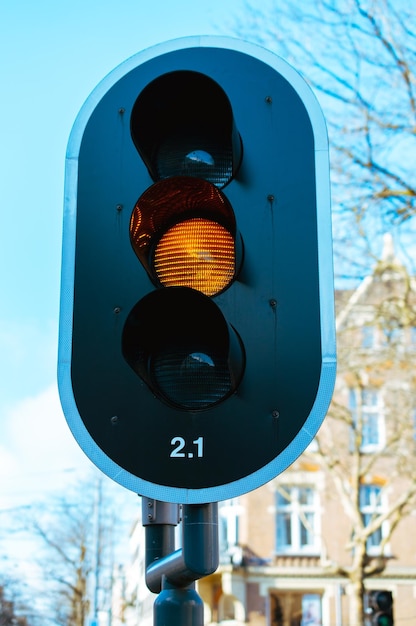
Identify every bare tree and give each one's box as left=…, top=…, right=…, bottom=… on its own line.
left=16, top=478, right=134, bottom=626
left=0, top=581, right=31, bottom=626
left=232, top=0, right=416, bottom=282
left=304, top=242, right=416, bottom=624
left=29, top=500, right=91, bottom=626
left=230, top=3, right=416, bottom=623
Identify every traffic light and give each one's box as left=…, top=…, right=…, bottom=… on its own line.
left=58, top=37, right=336, bottom=504
left=369, top=590, right=394, bottom=626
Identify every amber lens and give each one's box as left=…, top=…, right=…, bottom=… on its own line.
left=154, top=218, right=234, bottom=297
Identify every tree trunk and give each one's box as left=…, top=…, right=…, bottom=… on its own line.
left=349, top=543, right=367, bottom=626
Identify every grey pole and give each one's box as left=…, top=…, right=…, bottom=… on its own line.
left=142, top=498, right=219, bottom=626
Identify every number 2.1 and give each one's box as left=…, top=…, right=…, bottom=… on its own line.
left=170, top=436, right=204, bottom=458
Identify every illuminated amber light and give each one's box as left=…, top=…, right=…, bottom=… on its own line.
left=154, top=218, right=235, bottom=296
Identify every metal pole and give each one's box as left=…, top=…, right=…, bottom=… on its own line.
left=142, top=498, right=180, bottom=584
left=153, top=579, right=203, bottom=626
left=142, top=499, right=219, bottom=626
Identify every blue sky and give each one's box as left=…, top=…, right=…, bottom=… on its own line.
left=0, top=0, right=248, bottom=507
left=2, top=0, right=414, bottom=509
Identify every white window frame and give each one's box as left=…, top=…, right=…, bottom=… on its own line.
left=359, top=484, right=388, bottom=555
left=361, top=325, right=375, bottom=349
left=218, top=498, right=242, bottom=564
left=349, top=388, right=385, bottom=452
left=275, top=486, right=320, bottom=555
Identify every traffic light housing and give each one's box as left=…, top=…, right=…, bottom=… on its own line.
left=369, top=590, right=394, bottom=626
left=58, top=37, right=336, bottom=504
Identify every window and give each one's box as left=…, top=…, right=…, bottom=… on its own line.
left=413, top=409, right=416, bottom=441
left=270, top=591, right=323, bottom=626
left=362, top=325, right=375, bottom=349
left=362, top=322, right=408, bottom=350
left=276, top=487, right=320, bottom=554
left=359, top=485, right=386, bottom=553
left=218, top=498, right=241, bottom=564
left=411, top=327, right=416, bottom=350
left=382, top=324, right=403, bottom=347
left=349, top=388, right=384, bottom=451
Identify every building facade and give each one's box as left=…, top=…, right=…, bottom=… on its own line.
left=198, top=238, right=416, bottom=626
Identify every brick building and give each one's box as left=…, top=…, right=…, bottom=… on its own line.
left=198, top=236, right=416, bottom=626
